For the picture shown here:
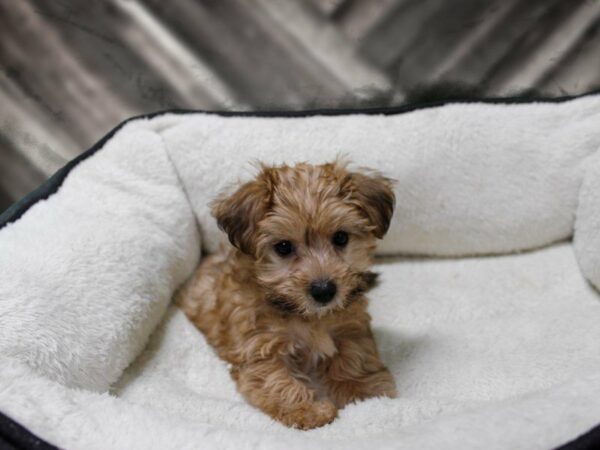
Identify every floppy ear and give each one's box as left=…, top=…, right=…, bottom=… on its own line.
left=211, top=169, right=275, bottom=255
left=345, top=171, right=395, bottom=239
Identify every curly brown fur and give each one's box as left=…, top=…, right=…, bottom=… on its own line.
left=177, top=160, right=397, bottom=429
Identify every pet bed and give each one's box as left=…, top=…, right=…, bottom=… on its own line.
left=1, top=92, right=600, bottom=450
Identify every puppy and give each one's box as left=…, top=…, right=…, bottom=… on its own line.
left=177, top=160, right=397, bottom=429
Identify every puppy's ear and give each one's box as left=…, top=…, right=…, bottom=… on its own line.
left=211, top=168, right=276, bottom=254
left=345, top=171, right=395, bottom=239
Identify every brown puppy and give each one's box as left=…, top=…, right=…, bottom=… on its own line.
left=177, top=160, right=397, bottom=429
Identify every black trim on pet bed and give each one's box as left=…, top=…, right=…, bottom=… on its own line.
left=0, top=411, right=58, bottom=450
left=555, top=423, right=600, bottom=450
left=1, top=88, right=599, bottom=450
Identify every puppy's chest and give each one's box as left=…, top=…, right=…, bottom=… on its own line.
left=286, top=321, right=337, bottom=367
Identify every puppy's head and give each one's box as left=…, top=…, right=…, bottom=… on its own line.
left=212, top=160, right=395, bottom=316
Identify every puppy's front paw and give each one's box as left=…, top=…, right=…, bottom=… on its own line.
left=370, top=369, right=398, bottom=399
left=330, top=368, right=397, bottom=408
left=278, top=399, right=337, bottom=430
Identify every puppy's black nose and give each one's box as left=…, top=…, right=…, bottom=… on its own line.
left=310, top=279, right=337, bottom=304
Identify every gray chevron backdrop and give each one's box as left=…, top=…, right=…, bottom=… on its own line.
left=1, top=0, right=599, bottom=212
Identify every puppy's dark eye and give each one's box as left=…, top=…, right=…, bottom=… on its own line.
left=332, top=230, right=349, bottom=247
left=274, top=240, right=293, bottom=256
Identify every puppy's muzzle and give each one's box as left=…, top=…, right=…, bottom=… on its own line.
left=310, top=279, right=337, bottom=304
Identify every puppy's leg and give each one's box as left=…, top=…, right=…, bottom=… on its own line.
left=233, top=357, right=337, bottom=429
left=326, top=330, right=396, bottom=409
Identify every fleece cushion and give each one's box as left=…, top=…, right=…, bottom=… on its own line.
left=1, top=92, right=600, bottom=450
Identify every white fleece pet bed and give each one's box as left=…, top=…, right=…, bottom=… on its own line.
left=1, top=93, right=600, bottom=450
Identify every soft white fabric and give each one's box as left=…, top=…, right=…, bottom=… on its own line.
left=574, top=147, right=600, bottom=291
left=2, top=245, right=600, bottom=450
left=162, top=95, right=600, bottom=256
left=1, top=94, right=600, bottom=450
left=0, top=124, right=200, bottom=391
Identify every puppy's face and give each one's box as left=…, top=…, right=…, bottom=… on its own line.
left=212, top=161, right=395, bottom=317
